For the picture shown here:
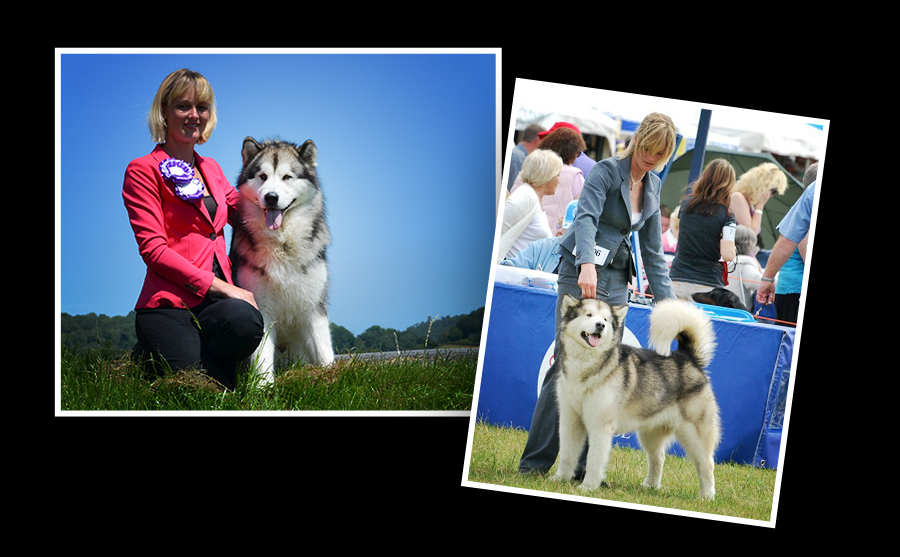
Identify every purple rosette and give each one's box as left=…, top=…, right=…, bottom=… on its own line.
left=159, top=158, right=194, bottom=184
left=160, top=158, right=204, bottom=201
left=176, top=177, right=205, bottom=201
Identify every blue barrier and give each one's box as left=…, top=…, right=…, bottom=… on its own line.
left=476, top=281, right=793, bottom=468
left=692, top=302, right=757, bottom=323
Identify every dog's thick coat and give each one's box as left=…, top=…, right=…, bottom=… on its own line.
left=229, top=136, right=334, bottom=383
left=552, top=295, right=721, bottom=499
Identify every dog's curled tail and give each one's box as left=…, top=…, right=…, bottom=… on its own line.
left=648, top=299, right=716, bottom=369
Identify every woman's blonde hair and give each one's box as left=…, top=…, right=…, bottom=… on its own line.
left=148, top=69, right=217, bottom=145
left=733, top=162, right=787, bottom=205
left=520, top=149, right=563, bottom=188
left=619, top=112, right=677, bottom=172
left=669, top=204, right=680, bottom=234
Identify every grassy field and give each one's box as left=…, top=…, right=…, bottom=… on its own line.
left=466, top=421, right=779, bottom=524
left=58, top=344, right=477, bottom=412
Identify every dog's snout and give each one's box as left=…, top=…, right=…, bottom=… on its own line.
left=595, top=321, right=605, bottom=333
left=264, top=192, right=279, bottom=206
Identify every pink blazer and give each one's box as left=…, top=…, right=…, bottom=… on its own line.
left=122, top=144, right=241, bottom=309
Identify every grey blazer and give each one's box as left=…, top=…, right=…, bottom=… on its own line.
left=557, top=155, right=674, bottom=301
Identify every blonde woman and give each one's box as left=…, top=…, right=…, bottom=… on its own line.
left=499, top=149, right=563, bottom=260
left=556, top=112, right=678, bottom=304
left=123, top=69, right=264, bottom=390
left=729, top=162, right=787, bottom=240
left=519, top=112, right=678, bottom=476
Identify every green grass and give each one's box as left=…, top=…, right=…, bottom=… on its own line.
left=58, top=344, right=476, bottom=412
left=467, top=421, right=779, bottom=524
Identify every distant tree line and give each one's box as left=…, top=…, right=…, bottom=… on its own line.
left=60, top=307, right=484, bottom=355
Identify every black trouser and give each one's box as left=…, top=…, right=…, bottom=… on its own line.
left=133, top=297, right=264, bottom=390
left=774, top=293, right=800, bottom=328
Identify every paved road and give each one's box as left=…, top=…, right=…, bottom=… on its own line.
left=334, top=347, right=478, bottom=362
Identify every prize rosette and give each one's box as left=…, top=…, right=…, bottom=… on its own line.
left=176, top=178, right=205, bottom=201
left=159, top=158, right=205, bottom=201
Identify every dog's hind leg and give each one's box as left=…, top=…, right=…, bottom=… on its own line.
left=676, top=418, right=719, bottom=500
left=284, top=311, right=334, bottom=367
left=638, top=426, right=674, bottom=490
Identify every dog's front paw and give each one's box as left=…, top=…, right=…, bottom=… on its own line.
left=699, top=488, right=715, bottom=500
left=578, top=479, right=609, bottom=492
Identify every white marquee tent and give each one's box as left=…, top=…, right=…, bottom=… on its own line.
left=511, top=79, right=827, bottom=160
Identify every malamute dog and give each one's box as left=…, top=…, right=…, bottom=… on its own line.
left=230, top=136, right=334, bottom=383
left=552, top=295, right=721, bottom=499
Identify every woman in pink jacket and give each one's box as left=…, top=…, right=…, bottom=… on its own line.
left=123, top=69, right=263, bottom=391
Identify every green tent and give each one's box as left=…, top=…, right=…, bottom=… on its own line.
left=660, top=147, right=805, bottom=249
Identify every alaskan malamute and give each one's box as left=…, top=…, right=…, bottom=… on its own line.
left=230, top=136, right=334, bottom=383
left=552, top=295, right=721, bottom=499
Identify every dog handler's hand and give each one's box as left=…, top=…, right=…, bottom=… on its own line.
left=578, top=264, right=597, bottom=299
left=756, top=278, right=775, bottom=306
left=209, top=278, right=259, bottom=310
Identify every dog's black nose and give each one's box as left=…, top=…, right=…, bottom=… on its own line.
left=264, top=192, right=279, bottom=206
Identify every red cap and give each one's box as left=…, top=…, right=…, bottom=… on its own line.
left=538, top=121, right=581, bottom=139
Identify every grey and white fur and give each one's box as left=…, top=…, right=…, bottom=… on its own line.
left=552, top=295, right=721, bottom=499
left=230, top=136, right=334, bottom=383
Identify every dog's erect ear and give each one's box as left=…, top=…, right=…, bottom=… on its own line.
left=559, top=293, right=579, bottom=316
left=242, top=136, right=263, bottom=166
left=299, top=139, right=318, bottom=167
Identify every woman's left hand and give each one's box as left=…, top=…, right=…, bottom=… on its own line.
left=209, top=278, right=258, bottom=310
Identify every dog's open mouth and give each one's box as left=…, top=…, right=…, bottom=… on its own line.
left=263, top=199, right=296, bottom=231
left=581, top=331, right=602, bottom=348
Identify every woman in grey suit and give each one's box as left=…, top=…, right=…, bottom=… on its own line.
left=556, top=112, right=677, bottom=304
left=519, top=112, right=678, bottom=476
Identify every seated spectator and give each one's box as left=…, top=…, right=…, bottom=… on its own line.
left=499, top=236, right=561, bottom=273
left=512, top=123, right=586, bottom=236
left=725, top=224, right=765, bottom=308
left=499, top=149, right=563, bottom=260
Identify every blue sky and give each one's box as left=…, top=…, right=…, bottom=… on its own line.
left=56, top=49, right=498, bottom=335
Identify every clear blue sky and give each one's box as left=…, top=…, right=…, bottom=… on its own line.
left=57, top=50, right=498, bottom=335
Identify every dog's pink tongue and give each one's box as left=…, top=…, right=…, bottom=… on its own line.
left=587, top=334, right=601, bottom=347
left=265, top=209, right=283, bottom=231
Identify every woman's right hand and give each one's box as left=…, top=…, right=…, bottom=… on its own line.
left=577, top=264, right=597, bottom=299
left=209, top=277, right=258, bottom=309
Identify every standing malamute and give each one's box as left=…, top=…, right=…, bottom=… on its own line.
left=552, top=295, right=721, bottom=499
left=230, top=136, right=334, bottom=383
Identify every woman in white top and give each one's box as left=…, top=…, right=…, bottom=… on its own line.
left=499, top=149, right=562, bottom=260
left=725, top=224, right=765, bottom=308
